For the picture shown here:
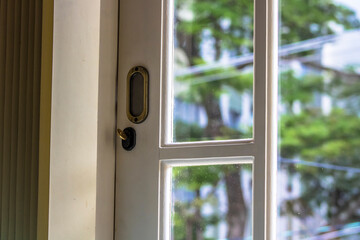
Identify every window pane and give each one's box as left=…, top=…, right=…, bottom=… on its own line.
left=172, top=0, right=254, bottom=142
left=277, top=0, right=360, bottom=238
left=171, top=164, right=252, bottom=240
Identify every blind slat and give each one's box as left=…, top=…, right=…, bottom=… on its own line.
left=15, top=0, right=30, bottom=238
left=0, top=0, right=42, bottom=239
left=23, top=0, right=36, bottom=237
left=29, top=0, right=42, bottom=238
left=0, top=0, right=8, bottom=233
left=8, top=0, right=22, bottom=237
left=1, top=0, right=15, bottom=238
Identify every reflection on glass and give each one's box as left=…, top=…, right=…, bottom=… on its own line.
left=130, top=73, right=144, bottom=117
left=277, top=0, right=360, bottom=239
left=171, top=164, right=252, bottom=240
left=172, top=0, right=254, bottom=142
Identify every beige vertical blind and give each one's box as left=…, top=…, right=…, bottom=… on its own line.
left=0, top=0, right=42, bottom=239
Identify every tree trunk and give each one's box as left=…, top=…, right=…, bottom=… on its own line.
left=330, top=192, right=360, bottom=226
left=203, top=93, right=224, bottom=138
left=225, top=170, right=247, bottom=240
left=185, top=219, right=193, bottom=240
left=194, top=189, right=204, bottom=240
left=176, top=30, right=200, bottom=66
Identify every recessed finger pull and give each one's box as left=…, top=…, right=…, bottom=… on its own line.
left=117, top=127, right=136, bottom=151
left=126, top=66, right=149, bottom=124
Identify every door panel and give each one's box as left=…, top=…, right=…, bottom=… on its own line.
left=116, top=0, right=270, bottom=239
left=116, top=0, right=161, bottom=239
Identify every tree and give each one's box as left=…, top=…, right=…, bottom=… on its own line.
left=174, top=0, right=359, bottom=138
left=280, top=0, right=360, bottom=45
left=280, top=107, right=360, bottom=228
left=172, top=165, right=250, bottom=240
left=172, top=0, right=360, bottom=238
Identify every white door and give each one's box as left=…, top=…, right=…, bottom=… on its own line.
left=115, top=0, right=277, bottom=239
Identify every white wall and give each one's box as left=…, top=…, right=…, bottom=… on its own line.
left=49, top=0, right=118, bottom=239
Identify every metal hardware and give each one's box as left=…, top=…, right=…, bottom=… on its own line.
left=117, top=127, right=136, bottom=151
left=126, top=66, right=149, bottom=124
left=117, top=129, right=128, bottom=140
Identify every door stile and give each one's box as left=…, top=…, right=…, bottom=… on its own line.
left=253, top=0, right=269, bottom=238
left=116, top=0, right=162, bottom=239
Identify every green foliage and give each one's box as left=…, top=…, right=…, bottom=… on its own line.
left=176, top=0, right=254, bottom=56
left=172, top=165, right=223, bottom=240
left=280, top=109, right=360, bottom=162
left=175, top=59, right=253, bottom=105
left=280, top=70, right=324, bottom=111
left=327, top=64, right=360, bottom=114
left=172, top=165, right=251, bottom=239
left=173, top=0, right=360, bottom=236
left=174, top=120, right=205, bottom=142
left=176, top=0, right=360, bottom=57
left=280, top=0, right=360, bottom=44
left=280, top=107, right=360, bottom=222
left=173, top=165, right=222, bottom=190
left=174, top=120, right=250, bottom=142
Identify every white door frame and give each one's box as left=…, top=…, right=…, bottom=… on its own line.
left=47, top=0, right=118, bottom=239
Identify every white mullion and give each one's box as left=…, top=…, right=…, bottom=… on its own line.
left=265, top=0, right=278, bottom=239
left=160, top=0, right=174, bottom=146
left=159, top=142, right=256, bottom=160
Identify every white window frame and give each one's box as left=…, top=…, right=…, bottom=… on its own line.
left=46, top=0, right=278, bottom=239
left=158, top=0, right=279, bottom=238
left=265, top=0, right=279, bottom=238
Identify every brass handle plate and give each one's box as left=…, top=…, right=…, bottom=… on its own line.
left=126, top=66, right=149, bottom=124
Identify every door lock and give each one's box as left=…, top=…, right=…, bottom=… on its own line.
left=117, top=127, right=136, bottom=151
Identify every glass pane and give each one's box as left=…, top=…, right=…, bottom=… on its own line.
left=172, top=0, right=254, bottom=142
left=171, top=164, right=252, bottom=240
left=277, top=0, right=360, bottom=239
